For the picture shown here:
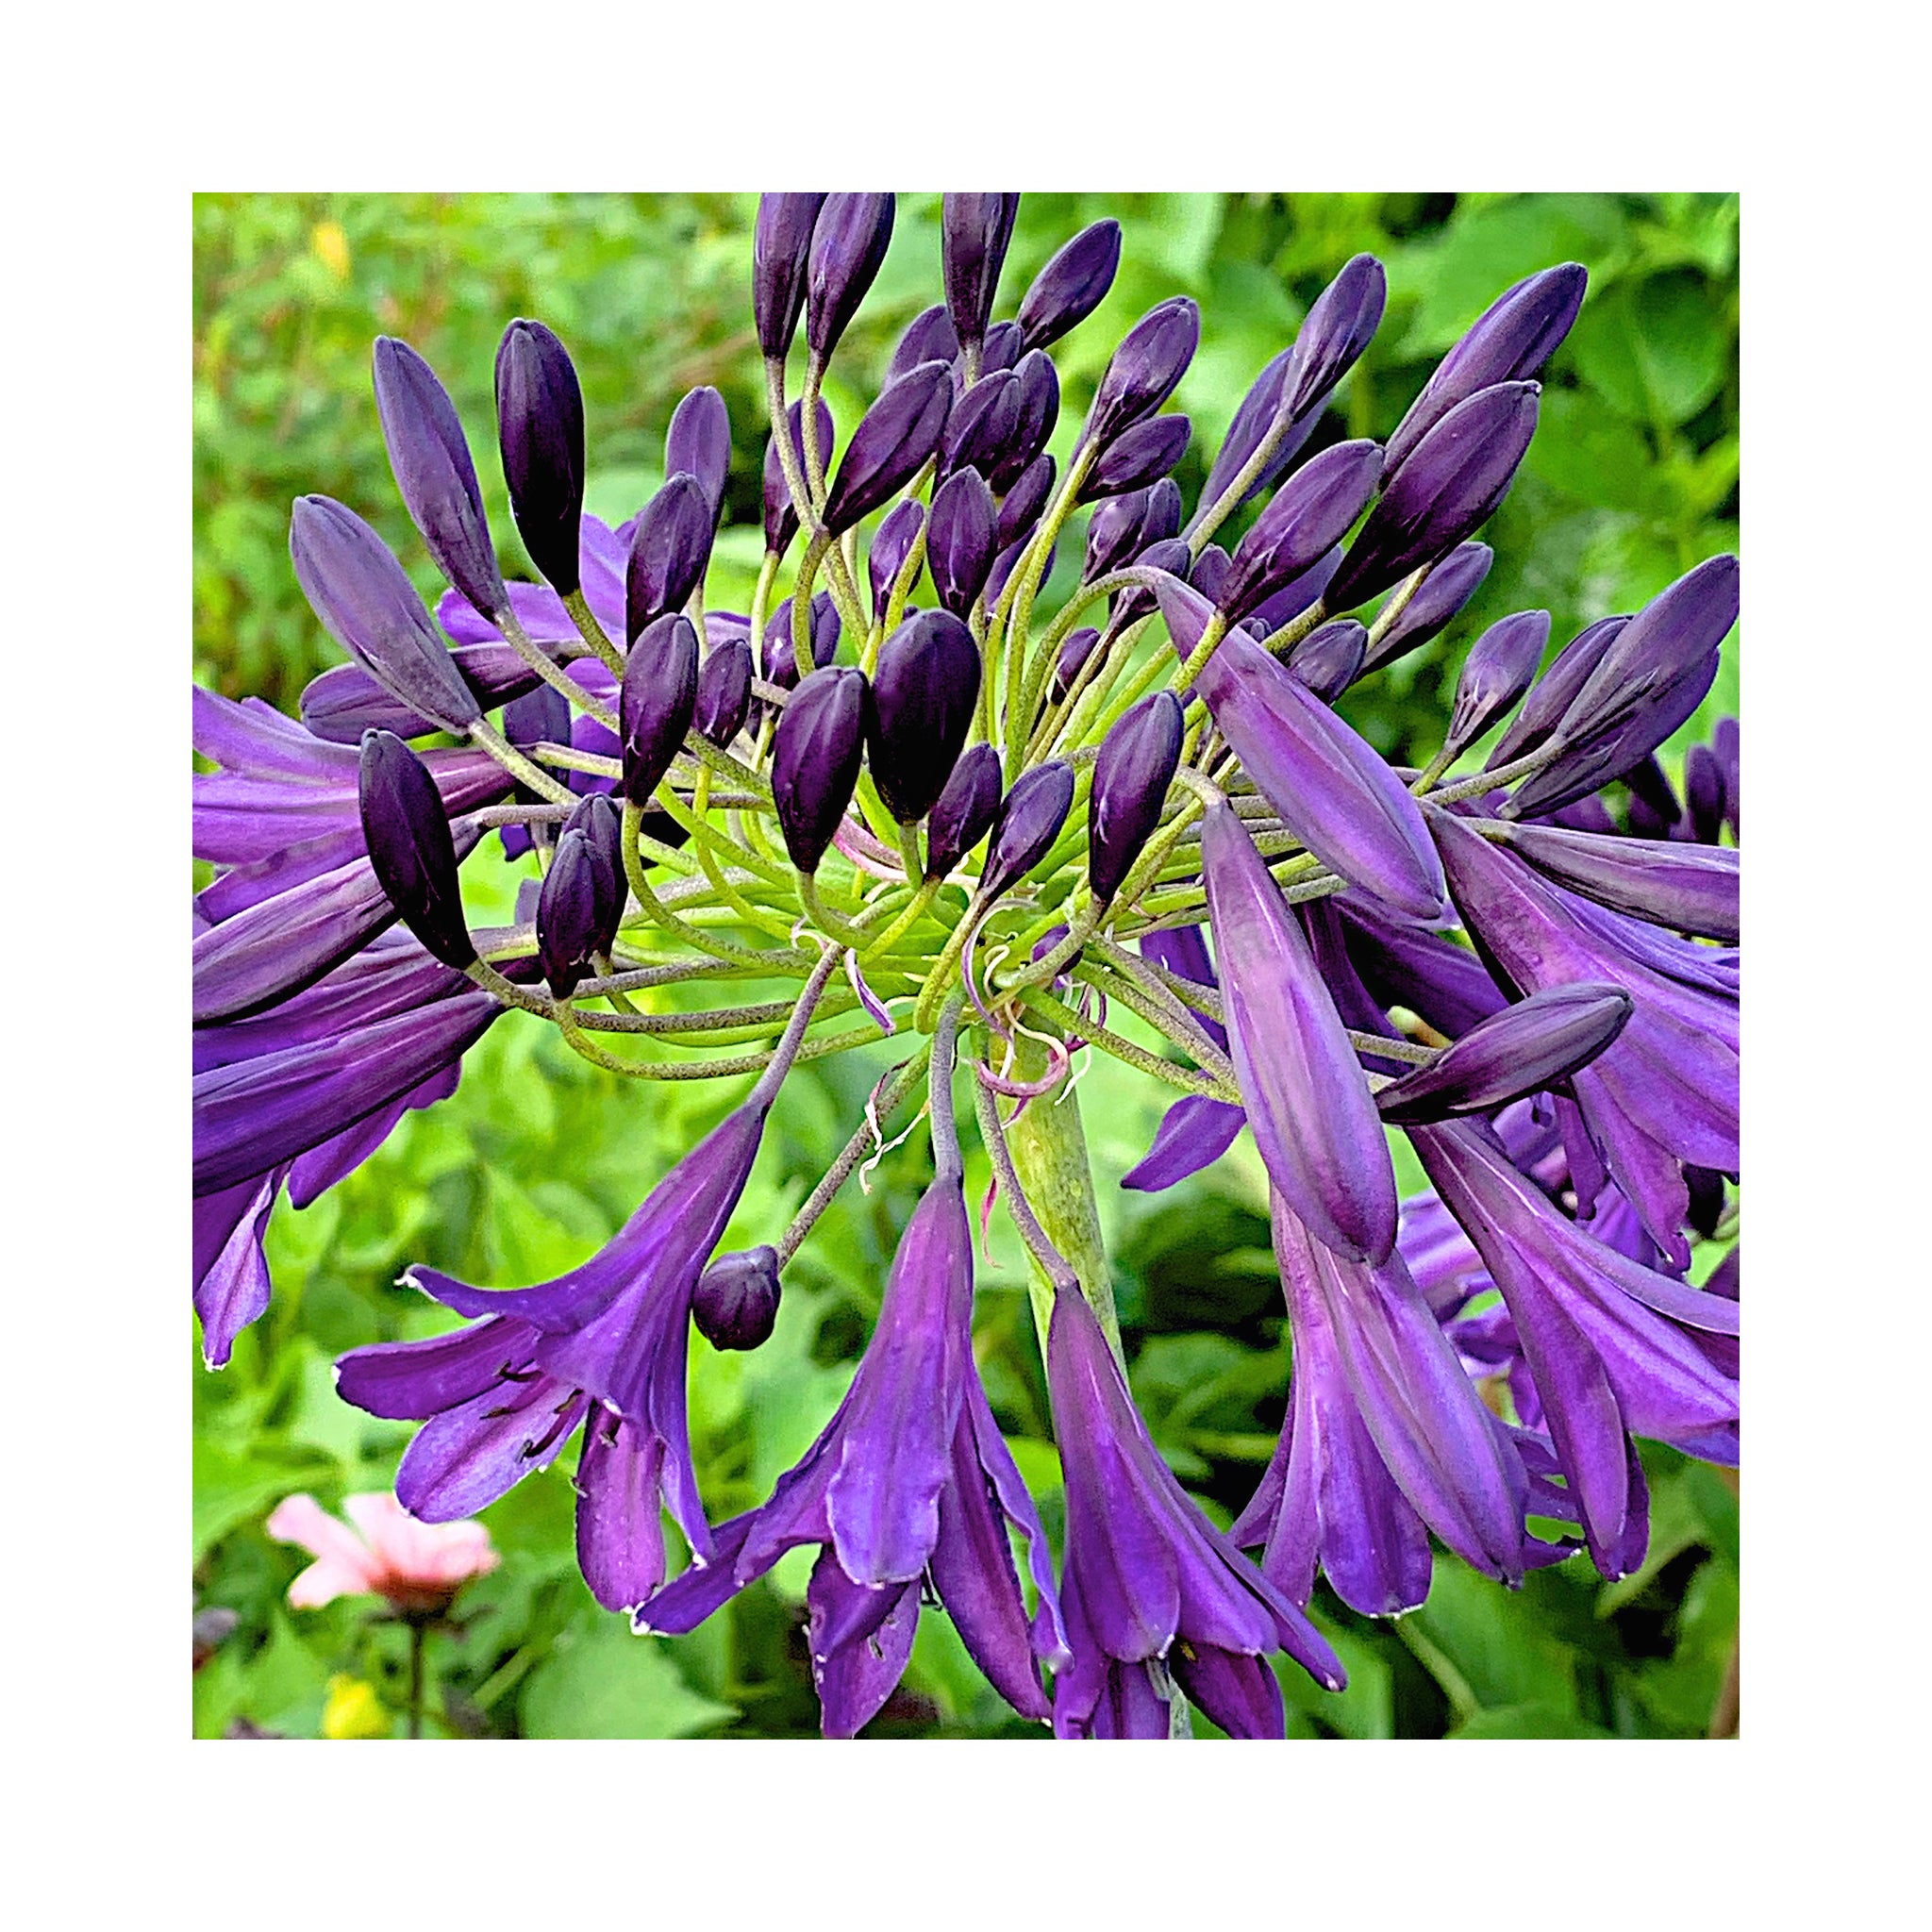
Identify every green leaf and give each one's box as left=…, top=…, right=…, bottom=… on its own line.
left=1451, top=1701, right=1611, bottom=1740
left=523, top=1618, right=738, bottom=1738
left=1569, top=272, right=1730, bottom=426
left=1277, top=1612, right=1393, bottom=1740
left=1404, top=1556, right=1579, bottom=1718
left=192, top=1439, right=328, bottom=1559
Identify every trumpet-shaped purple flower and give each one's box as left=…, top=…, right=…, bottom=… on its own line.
left=639, top=1171, right=1067, bottom=1735
left=1048, top=1285, right=1343, bottom=1739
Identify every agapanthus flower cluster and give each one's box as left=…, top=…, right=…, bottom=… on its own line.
left=192, top=193, right=1740, bottom=1739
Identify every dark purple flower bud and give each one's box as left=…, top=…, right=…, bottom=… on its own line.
left=995, top=452, right=1056, bottom=552
left=504, top=681, right=571, bottom=757
left=978, top=319, right=1025, bottom=373
left=290, top=496, right=481, bottom=735
left=823, top=361, right=952, bottom=537
left=1191, top=544, right=1232, bottom=605
left=1168, top=581, right=1445, bottom=921
left=1282, top=253, right=1389, bottom=422
left=761, top=591, right=842, bottom=690
left=925, top=468, right=998, bottom=621
left=1713, top=716, right=1740, bottom=840
left=1385, top=264, right=1588, bottom=475
left=1358, top=541, right=1494, bottom=678
left=358, top=729, right=475, bottom=968
left=300, top=641, right=542, bottom=744
left=1622, top=754, right=1681, bottom=840
left=772, top=666, right=869, bottom=873
left=867, top=498, right=925, bottom=623
left=994, top=350, right=1060, bottom=487
left=889, top=304, right=961, bottom=383
left=1088, top=691, right=1183, bottom=905
left=1050, top=625, right=1103, bottom=705
left=941, top=192, right=1021, bottom=349
left=625, top=473, right=714, bottom=642
left=536, top=824, right=608, bottom=999
left=1218, top=439, right=1382, bottom=623
left=1678, top=744, right=1724, bottom=846
left=692, top=1245, right=783, bottom=1352
left=1486, top=818, right=1739, bottom=943
left=372, top=336, right=507, bottom=625
left=762, top=397, right=837, bottom=558
left=924, top=742, right=1003, bottom=879
left=867, top=609, right=981, bottom=824
left=1016, top=219, right=1122, bottom=350
left=619, top=612, right=699, bottom=807
left=665, top=387, right=731, bottom=525
left=1108, top=536, right=1192, bottom=630
left=940, top=368, right=1021, bottom=480
left=693, top=636, right=754, bottom=748
left=1084, top=485, right=1156, bottom=584
left=1078, top=296, right=1199, bottom=457
left=1246, top=546, right=1342, bottom=638
left=1374, top=984, right=1633, bottom=1124
left=754, top=193, right=826, bottom=359
left=1507, top=557, right=1739, bottom=820
left=985, top=530, right=1053, bottom=608
left=1488, top=614, right=1629, bottom=769
left=1287, top=619, right=1367, bottom=703
left=979, top=759, right=1074, bottom=901
left=1442, top=609, right=1552, bottom=760
left=1325, top=383, right=1540, bottom=613
left=1077, top=413, right=1191, bottom=503
left=494, top=319, right=585, bottom=595
left=1199, top=348, right=1295, bottom=518
left=806, top=192, right=895, bottom=365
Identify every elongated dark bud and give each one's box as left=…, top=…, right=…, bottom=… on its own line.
left=692, top=1246, right=783, bottom=1352
left=619, top=613, right=699, bottom=806
left=942, top=192, right=1021, bottom=353
left=1016, top=219, right=1121, bottom=350
left=1286, top=619, right=1367, bottom=703
left=693, top=636, right=754, bottom=748
left=1217, top=439, right=1383, bottom=623
left=823, top=361, right=953, bottom=536
left=358, top=729, right=476, bottom=968
left=995, top=452, right=1055, bottom=551
left=924, top=742, right=1003, bottom=879
left=940, top=368, right=1021, bottom=480
left=754, top=193, right=826, bottom=359
left=868, top=498, right=925, bottom=622
left=625, top=473, right=714, bottom=643
left=889, top=304, right=961, bottom=382
left=980, top=760, right=1074, bottom=901
left=763, top=397, right=836, bottom=559
left=806, top=192, right=896, bottom=365
left=1088, top=691, right=1183, bottom=905
left=494, top=318, right=585, bottom=595
left=1487, top=613, right=1628, bottom=769
left=772, top=666, right=870, bottom=873
left=760, top=592, right=842, bottom=691
left=1325, top=382, right=1540, bottom=612
left=1442, top=609, right=1551, bottom=760
left=1374, top=984, right=1633, bottom=1124
left=1359, top=541, right=1494, bottom=678
left=1078, top=297, right=1199, bottom=457
left=925, top=468, right=997, bottom=620
left=665, top=386, right=731, bottom=525
left=867, top=609, right=982, bottom=824
left=1281, top=252, right=1389, bottom=421
left=1077, top=414, right=1192, bottom=503
left=537, top=794, right=625, bottom=998
left=290, top=496, right=480, bottom=735
left=993, top=350, right=1060, bottom=489
left=1051, top=625, right=1104, bottom=704
left=372, top=336, right=508, bottom=625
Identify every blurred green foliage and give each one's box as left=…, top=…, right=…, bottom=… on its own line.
left=192, top=192, right=1739, bottom=1740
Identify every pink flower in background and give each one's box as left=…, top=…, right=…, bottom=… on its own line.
left=266, top=1492, right=498, bottom=1618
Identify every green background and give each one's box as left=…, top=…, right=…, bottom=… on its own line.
left=192, top=192, right=1740, bottom=1740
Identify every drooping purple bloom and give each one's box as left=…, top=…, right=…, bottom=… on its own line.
left=1200, top=794, right=1398, bottom=1264
left=1384, top=263, right=1588, bottom=475
left=1325, top=383, right=1541, bottom=613
left=640, top=1172, right=1068, bottom=1735
left=1168, top=585, right=1446, bottom=921
left=372, top=336, right=508, bottom=625
left=1048, top=1286, right=1343, bottom=1740
left=1408, top=1117, right=1740, bottom=1575
left=336, top=1098, right=774, bottom=1611
left=494, top=319, right=586, bottom=595
left=1232, top=1193, right=1539, bottom=1615
left=1015, top=219, right=1121, bottom=350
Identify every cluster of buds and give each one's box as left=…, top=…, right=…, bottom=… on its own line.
left=192, top=194, right=1740, bottom=1739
